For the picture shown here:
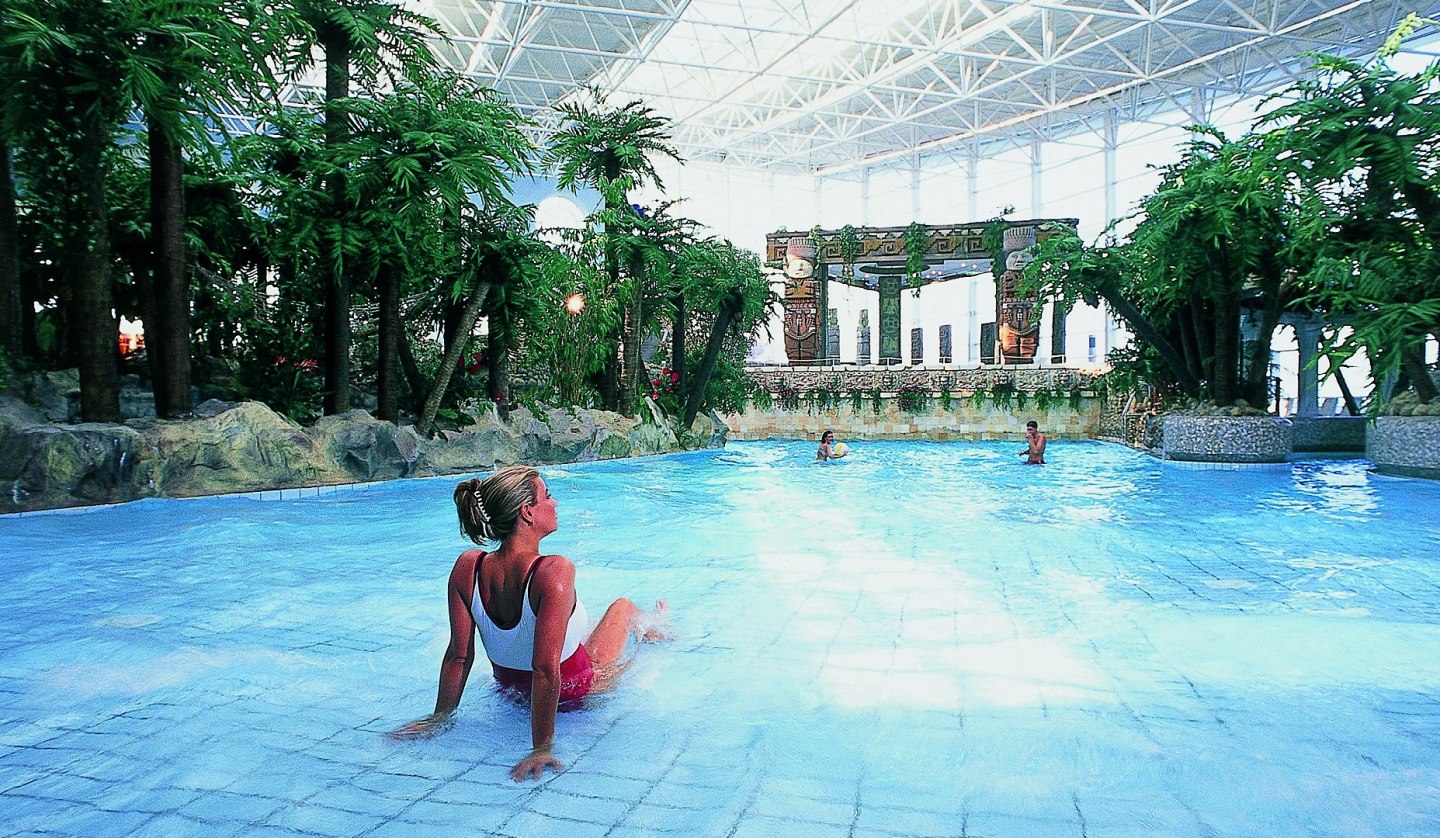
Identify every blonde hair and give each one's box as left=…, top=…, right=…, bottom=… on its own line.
left=454, top=466, right=540, bottom=545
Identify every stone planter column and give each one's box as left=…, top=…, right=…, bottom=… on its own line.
left=1161, top=415, right=1293, bottom=464
left=1369, top=416, right=1440, bottom=479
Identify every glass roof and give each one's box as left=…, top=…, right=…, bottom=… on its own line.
left=282, top=0, right=1422, bottom=174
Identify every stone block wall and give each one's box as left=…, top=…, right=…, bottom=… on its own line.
left=723, top=400, right=1099, bottom=440
left=1291, top=416, right=1367, bottom=452
left=726, top=365, right=1103, bottom=440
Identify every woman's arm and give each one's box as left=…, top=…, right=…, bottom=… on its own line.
left=390, top=552, right=478, bottom=739
left=509, top=555, right=575, bottom=781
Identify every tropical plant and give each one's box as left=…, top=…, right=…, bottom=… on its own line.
left=679, top=241, right=772, bottom=427
left=0, top=0, right=146, bottom=420
left=283, top=0, right=438, bottom=414
left=544, top=91, right=680, bottom=416
left=338, top=71, right=534, bottom=422
left=1263, top=13, right=1440, bottom=402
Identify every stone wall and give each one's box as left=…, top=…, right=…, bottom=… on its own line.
left=727, top=365, right=1103, bottom=439
left=1368, top=417, right=1440, bottom=479
left=1161, top=416, right=1293, bottom=463
left=0, top=398, right=726, bottom=513
left=723, top=399, right=1099, bottom=440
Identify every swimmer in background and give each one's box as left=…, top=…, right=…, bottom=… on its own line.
left=1017, top=420, right=1047, bottom=464
left=817, top=430, right=847, bottom=461
left=390, top=466, right=669, bottom=781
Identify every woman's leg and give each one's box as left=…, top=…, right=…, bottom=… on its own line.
left=584, top=598, right=668, bottom=669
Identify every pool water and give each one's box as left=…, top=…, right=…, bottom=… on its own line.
left=2, top=440, right=1439, bottom=837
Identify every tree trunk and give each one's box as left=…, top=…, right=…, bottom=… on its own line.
left=0, top=141, right=21, bottom=360
left=618, top=252, right=644, bottom=416
left=671, top=291, right=686, bottom=392
left=486, top=287, right=510, bottom=419
left=1211, top=291, right=1239, bottom=405
left=321, top=35, right=352, bottom=415
left=376, top=262, right=399, bottom=422
left=74, top=155, right=120, bottom=422
left=682, top=292, right=738, bottom=428
left=1189, top=295, right=1212, bottom=387
left=419, top=273, right=494, bottom=435
left=397, top=330, right=426, bottom=417
left=148, top=116, right=193, bottom=417
left=602, top=153, right=623, bottom=413
left=1333, top=364, right=1362, bottom=416
left=1242, top=283, right=1284, bottom=409
left=1401, top=345, right=1439, bottom=403
left=1095, top=281, right=1202, bottom=397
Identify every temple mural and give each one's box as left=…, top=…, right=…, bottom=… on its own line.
left=764, top=218, right=1077, bottom=367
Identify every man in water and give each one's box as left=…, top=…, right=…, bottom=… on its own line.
left=1018, top=420, right=1046, bottom=464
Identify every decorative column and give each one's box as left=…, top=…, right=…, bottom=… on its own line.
left=782, top=236, right=821, bottom=364
left=996, top=225, right=1041, bottom=364
left=878, top=274, right=902, bottom=365
left=1295, top=320, right=1323, bottom=417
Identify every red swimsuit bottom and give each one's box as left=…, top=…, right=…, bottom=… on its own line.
left=490, top=643, right=595, bottom=706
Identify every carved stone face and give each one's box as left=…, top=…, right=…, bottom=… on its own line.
left=785, top=254, right=814, bottom=280
left=1005, top=248, right=1035, bottom=271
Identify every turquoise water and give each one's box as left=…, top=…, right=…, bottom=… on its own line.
left=2, top=440, right=1439, bottom=837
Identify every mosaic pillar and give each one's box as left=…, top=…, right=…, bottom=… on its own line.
left=996, top=225, right=1041, bottom=365
left=878, top=275, right=902, bottom=365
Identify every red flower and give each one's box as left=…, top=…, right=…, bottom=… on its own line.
left=467, top=362, right=483, bottom=373
left=661, top=367, right=670, bottom=375
left=669, top=371, right=679, bottom=383
left=652, top=378, right=662, bottom=387
left=275, top=355, right=288, bottom=366
left=494, top=393, right=504, bottom=403
left=650, top=392, right=659, bottom=400
left=295, top=359, right=319, bottom=373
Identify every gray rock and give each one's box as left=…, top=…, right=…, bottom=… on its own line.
left=0, top=422, right=148, bottom=512
left=141, top=401, right=345, bottom=497
left=306, top=410, right=425, bottom=481
left=193, top=399, right=240, bottom=419
left=0, top=395, right=46, bottom=429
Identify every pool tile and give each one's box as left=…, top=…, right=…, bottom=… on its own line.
left=264, top=801, right=389, bottom=835
left=731, top=814, right=852, bottom=837
left=496, top=809, right=613, bottom=838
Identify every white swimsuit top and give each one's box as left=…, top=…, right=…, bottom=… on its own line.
left=472, top=555, right=588, bottom=671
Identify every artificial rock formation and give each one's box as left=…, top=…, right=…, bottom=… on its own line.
left=0, top=397, right=726, bottom=513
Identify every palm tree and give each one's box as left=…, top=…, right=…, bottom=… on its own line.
left=284, top=0, right=437, bottom=415
left=339, top=71, right=534, bottom=422
left=126, top=0, right=281, bottom=418
left=0, top=0, right=136, bottom=421
left=0, top=137, right=19, bottom=363
left=544, top=93, right=679, bottom=416
left=681, top=241, right=772, bottom=428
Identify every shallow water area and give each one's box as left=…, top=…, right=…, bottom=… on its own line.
left=2, top=440, right=1440, bottom=837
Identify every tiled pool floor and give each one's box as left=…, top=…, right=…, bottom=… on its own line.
left=2, top=441, right=1439, bottom=836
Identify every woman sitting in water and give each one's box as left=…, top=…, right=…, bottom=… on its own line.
left=816, top=430, right=847, bottom=461
left=391, top=466, right=667, bottom=781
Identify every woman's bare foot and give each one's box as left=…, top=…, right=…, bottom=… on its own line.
left=638, top=600, right=670, bottom=642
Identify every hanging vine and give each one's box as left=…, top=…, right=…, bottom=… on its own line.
left=903, top=222, right=929, bottom=297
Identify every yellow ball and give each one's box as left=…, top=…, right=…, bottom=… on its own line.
left=832, top=443, right=849, bottom=457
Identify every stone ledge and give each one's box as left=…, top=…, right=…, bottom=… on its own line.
left=1369, top=416, right=1440, bottom=480
left=1161, top=415, right=1293, bottom=463
left=1291, top=416, right=1367, bottom=453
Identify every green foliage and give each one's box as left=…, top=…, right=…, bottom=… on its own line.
left=903, top=222, right=929, bottom=293
left=870, top=387, right=882, bottom=415
left=775, top=383, right=801, bottom=411
left=848, top=387, right=866, bottom=413
left=896, top=382, right=929, bottom=413
left=939, top=387, right=952, bottom=411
